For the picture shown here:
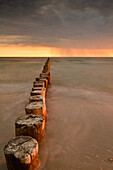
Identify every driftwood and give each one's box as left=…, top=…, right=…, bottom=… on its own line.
left=29, top=95, right=45, bottom=103
left=4, top=136, right=39, bottom=170
left=30, top=90, right=46, bottom=97
left=15, top=114, right=45, bottom=142
left=25, top=102, right=47, bottom=119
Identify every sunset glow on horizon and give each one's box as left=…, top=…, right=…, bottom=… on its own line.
left=0, top=45, right=113, bottom=57
left=1, top=0, right=113, bottom=57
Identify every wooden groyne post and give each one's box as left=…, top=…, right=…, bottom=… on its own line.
left=4, top=58, right=51, bottom=170
left=4, top=136, right=39, bottom=170
left=15, top=114, right=45, bottom=142
left=25, top=101, right=47, bottom=119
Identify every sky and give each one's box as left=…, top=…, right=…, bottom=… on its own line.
left=0, top=0, right=113, bottom=57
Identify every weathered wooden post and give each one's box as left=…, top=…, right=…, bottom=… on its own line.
left=33, top=82, right=45, bottom=88
left=40, top=72, right=51, bottom=85
left=15, top=114, right=45, bottom=142
left=42, top=58, right=50, bottom=73
left=40, top=72, right=50, bottom=76
left=32, top=86, right=47, bottom=93
left=31, top=89, right=46, bottom=97
left=25, top=101, right=47, bottom=119
left=4, top=136, right=39, bottom=170
left=35, top=78, right=48, bottom=88
left=42, top=65, right=49, bottom=73
left=3, top=57, right=51, bottom=170
left=32, top=87, right=46, bottom=92
left=29, top=95, right=45, bottom=103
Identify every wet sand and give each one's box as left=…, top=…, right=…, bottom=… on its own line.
left=39, top=86, right=113, bottom=170
left=0, top=58, right=113, bottom=170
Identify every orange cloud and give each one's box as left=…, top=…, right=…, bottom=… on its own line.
left=0, top=45, right=113, bottom=57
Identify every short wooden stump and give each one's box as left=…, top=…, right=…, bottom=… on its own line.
left=29, top=95, right=45, bottom=103
left=25, top=102, right=47, bottom=118
left=40, top=72, right=51, bottom=85
left=15, top=114, right=45, bottom=142
left=35, top=78, right=48, bottom=88
left=4, top=136, right=39, bottom=170
left=43, top=65, right=50, bottom=73
left=33, top=82, right=44, bottom=87
left=40, top=72, right=50, bottom=76
left=31, top=90, right=46, bottom=97
left=32, top=87, right=46, bottom=91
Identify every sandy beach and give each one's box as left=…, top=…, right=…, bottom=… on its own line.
left=0, top=57, right=113, bottom=170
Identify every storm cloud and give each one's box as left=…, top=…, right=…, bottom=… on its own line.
left=0, top=0, right=113, bottom=48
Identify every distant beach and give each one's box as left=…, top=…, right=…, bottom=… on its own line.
left=0, top=57, right=113, bottom=170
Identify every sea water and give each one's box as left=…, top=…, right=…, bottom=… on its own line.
left=0, top=57, right=113, bottom=170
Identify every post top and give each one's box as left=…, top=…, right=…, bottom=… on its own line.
left=25, top=102, right=45, bottom=110
left=4, top=136, right=38, bottom=164
left=15, top=114, right=44, bottom=127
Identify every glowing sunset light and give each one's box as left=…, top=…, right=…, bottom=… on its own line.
left=0, top=45, right=113, bottom=57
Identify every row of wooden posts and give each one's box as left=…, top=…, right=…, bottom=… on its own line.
left=4, top=58, right=51, bottom=170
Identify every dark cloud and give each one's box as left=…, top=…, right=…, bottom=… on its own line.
left=66, top=0, right=113, bottom=11
left=0, top=0, right=113, bottom=48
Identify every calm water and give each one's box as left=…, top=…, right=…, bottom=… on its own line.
left=0, top=57, right=113, bottom=170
